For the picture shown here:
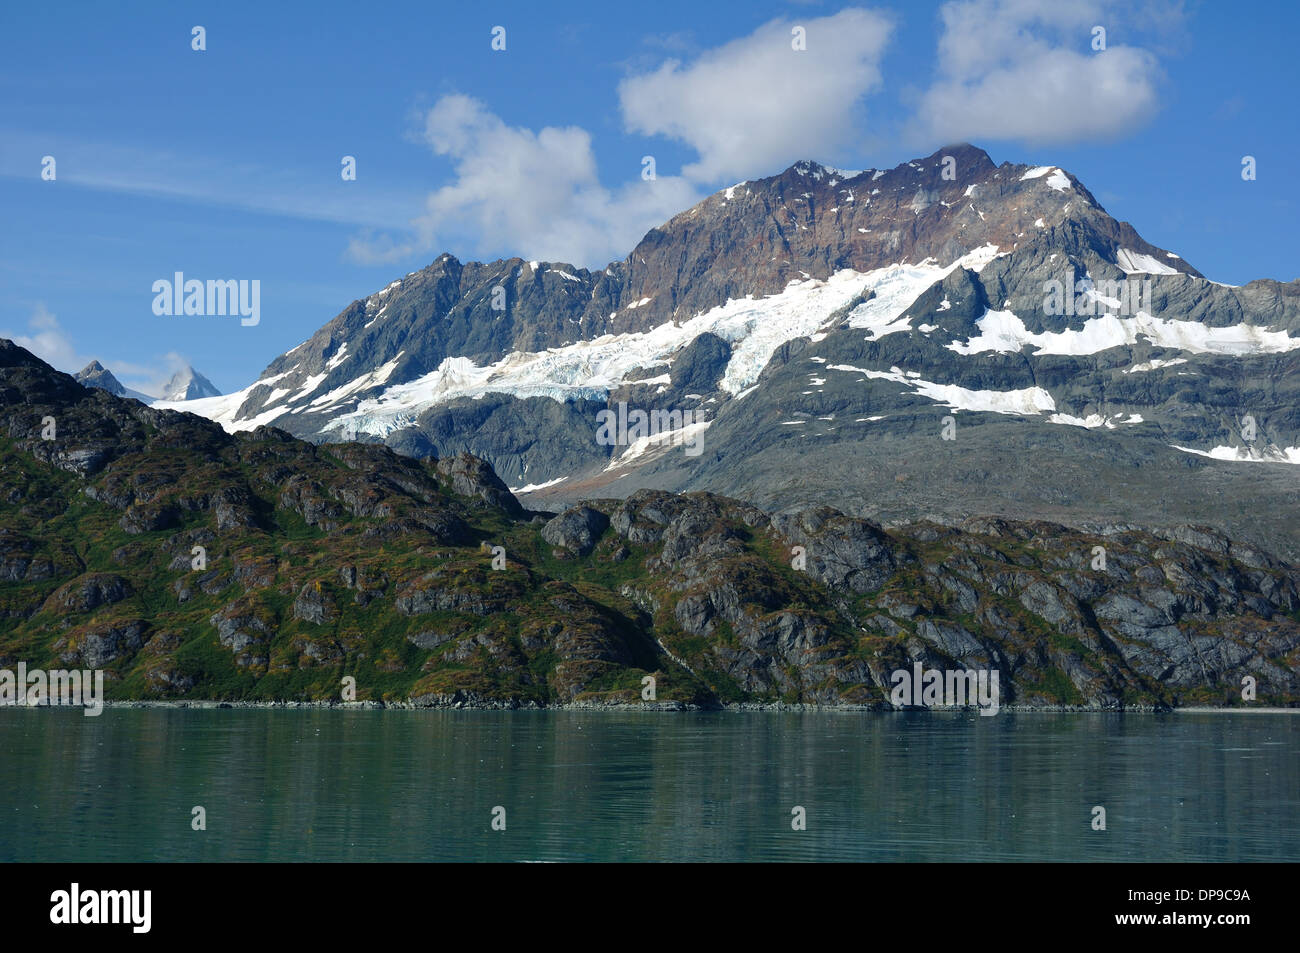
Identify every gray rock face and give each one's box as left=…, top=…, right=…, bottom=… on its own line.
left=394, top=568, right=522, bottom=617
left=0, top=530, right=59, bottom=582
left=209, top=604, right=273, bottom=669
left=435, top=452, right=523, bottom=515
left=121, top=503, right=180, bottom=534
left=670, top=333, right=731, bottom=394
left=388, top=395, right=610, bottom=489
left=45, top=573, right=132, bottom=614
left=541, top=506, right=610, bottom=555
left=771, top=507, right=898, bottom=594
left=59, top=619, right=149, bottom=668
left=915, top=620, right=988, bottom=664
left=293, top=581, right=334, bottom=625
left=407, top=630, right=455, bottom=650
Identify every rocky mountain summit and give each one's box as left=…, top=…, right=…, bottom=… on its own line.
left=74, top=361, right=155, bottom=403
left=158, top=144, right=1300, bottom=563
left=2, top=339, right=1297, bottom=708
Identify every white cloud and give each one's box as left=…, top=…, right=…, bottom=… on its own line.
left=128, top=352, right=194, bottom=398
left=347, top=95, right=700, bottom=269
left=909, top=0, right=1171, bottom=146
left=618, top=8, right=895, bottom=183
left=5, top=304, right=82, bottom=371
left=2, top=304, right=190, bottom=397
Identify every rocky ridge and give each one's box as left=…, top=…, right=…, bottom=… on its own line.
left=2, top=339, right=1296, bottom=709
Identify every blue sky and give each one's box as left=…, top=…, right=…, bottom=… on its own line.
left=0, top=0, right=1295, bottom=394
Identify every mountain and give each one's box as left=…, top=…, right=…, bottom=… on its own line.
left=160, top=144, right=1300, bottom=561
left=75, top=360, right=221, bottom=404
left=159, top=365, right=221, bottom=401
left=74, top=361, right=156, bottom=403
left=1, top=338, right=1297, bottom=708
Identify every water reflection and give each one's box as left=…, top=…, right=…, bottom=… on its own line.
left=1, top=710, right=1295, bottom=862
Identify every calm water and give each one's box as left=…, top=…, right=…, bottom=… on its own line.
left=1, top=709, right=1296, bottom=862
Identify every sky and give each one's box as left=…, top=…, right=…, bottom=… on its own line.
left=0, top=0, right=1295, bottom=395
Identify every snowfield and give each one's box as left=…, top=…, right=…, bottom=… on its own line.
left=290, top=246, right=1005, bottom=440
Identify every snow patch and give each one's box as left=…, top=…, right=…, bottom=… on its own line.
left=1045, top=170, right=1070, bottom=191
left=1124, top=358, right=1189, bottom=373
left=826, top=363, right=1056, bottom=416
left=509, top=477, right=568, bottom=494
left=1173, top=445, right=1300, bottom=464
left=948, top=309, right=1300, bottom=357
left=1048, top=412, right=1144, bottom=429
left=326, top=342, right=350, bottom=370
left=604, top=419, right=711, bottom=470
left=1116, top=248, right=1180, bottom=275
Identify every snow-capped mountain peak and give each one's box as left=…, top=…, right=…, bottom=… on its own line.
left=151, top=144, right=1300, bottom=528
left=160, top=366, right=221, bottom=402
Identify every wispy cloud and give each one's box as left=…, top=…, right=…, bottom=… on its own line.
left=0, top=129, right=421, bottom=230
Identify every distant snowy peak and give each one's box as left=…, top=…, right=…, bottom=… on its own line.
left=161, top=366, right=221, bottom=401
left=78, top=360, right=220, bottom=403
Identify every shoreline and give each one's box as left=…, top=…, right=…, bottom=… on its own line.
left=26, top=699, right=1288, bottom=714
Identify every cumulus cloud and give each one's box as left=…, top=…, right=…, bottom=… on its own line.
left=908, top=0, right=1174, bottom=147
left=349, top=11, right=895, bottom=268
left=618, top=8, right=895, bottom=183
left=348, top=95, right=700, bottom=269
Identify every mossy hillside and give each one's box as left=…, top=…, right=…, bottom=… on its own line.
left=2, top=341, right=1298, bottom=709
